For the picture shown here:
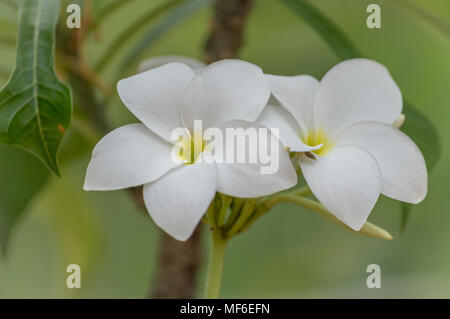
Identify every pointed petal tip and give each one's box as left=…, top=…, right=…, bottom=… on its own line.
left=170, top=231, right=193, bottom=242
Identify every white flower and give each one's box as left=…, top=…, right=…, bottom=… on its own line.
left=259, top=58, right=428, bottom=230
left=84, top=59, right=298, bottom=241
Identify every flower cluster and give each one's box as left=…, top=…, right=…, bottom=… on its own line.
left=84, top=58, right=427, bottom=241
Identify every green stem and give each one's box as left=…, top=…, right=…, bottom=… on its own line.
left=242, top=194, right=393, bottom=240
left=206, top=199, right=217, bottom=229
left=287, top=185, right=312, bottom=197
left=204, top=232, right=227, bottom=299
left=226, top=198, right=257, bottom=237
left=224, top=198, right=245, bottom=230
left=216, top=194, right=232, bottom=229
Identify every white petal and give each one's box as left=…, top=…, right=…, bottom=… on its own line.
left=336, top=121, right=427, bottom=203
left=84, top=124, right=179, bottom=191
left=212, top=120, right=297, bottom=197
left=117, top=63, right=196, bottom=141
left=138, top=55, right=205, bottom=74
left=182, top=59, right=270, bottom=130
left=266, top=74, right=319, bottom=136
left=314, top=59, right=403, bottom=137
left=300, top=146, right=381, bottom=230
left=143, top=162, right=218, bottom=241
left=257, top=105, right=320, bottom=152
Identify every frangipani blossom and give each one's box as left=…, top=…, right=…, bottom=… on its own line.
left=137, top=55, right=206, bottom=74
left=259, top=58, right=428, bottom=230
left=84, top=59, right=298, bottom=241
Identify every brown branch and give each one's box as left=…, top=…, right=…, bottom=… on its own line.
left=150, top=0, right=254, bottom=299
left=56, top=4, right=110, bottom=135
left=204, top=0, right=254, bottom=63
left=59, top=0, right=254, bottom=300
left=59, top=53, right=113, bottom=97
left=152, top=230, right=204, bottom=298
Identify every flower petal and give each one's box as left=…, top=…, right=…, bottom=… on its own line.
left=266, top=74, right=319, bottom=136
left=314, top=59, right=402, bottom=137
left=336, top=121, right=427, bottom=203
left=212, top=120, right=297, bottom=197
left=143, top=161, right=218, bottom=241
left=258, top=104, right=320, bottom=152
left=117, top=62, right=196, bottom=141
left=182, top=59, right=270, bottom=130
left=138, top=55, right=205, bottom=74
left=84, top=124, right=179, bottom=191
left=300, top=145, right=381, bottom=230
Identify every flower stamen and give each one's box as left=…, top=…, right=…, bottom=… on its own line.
left=177, top=133, right=205, bottom=165
left=304, top=129, right=333, bottom=156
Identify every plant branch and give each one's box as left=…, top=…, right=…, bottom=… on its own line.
left=152, top=228, right=204, bottom=298
left=204, top=0, right=254, bottom=63
left=150, top=0, right=255, bottom=299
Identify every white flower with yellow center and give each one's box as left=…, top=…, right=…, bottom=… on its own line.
left=84, top=59, right=299, bottom=241
left=258, top=58, right=428, bottom=230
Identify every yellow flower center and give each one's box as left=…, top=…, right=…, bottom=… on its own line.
left=176, top=133, right=205, bottom=165
left=304, top=129, right=334, bottom=156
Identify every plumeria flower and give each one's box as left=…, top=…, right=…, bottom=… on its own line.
left=258, top=58, right=428, bottom=230
left=84, top=59, right=298, bottom=241
left=137, top=55, right=206, bottom=74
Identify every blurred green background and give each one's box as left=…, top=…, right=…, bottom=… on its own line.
left=0, top=0, right=449, bottom=298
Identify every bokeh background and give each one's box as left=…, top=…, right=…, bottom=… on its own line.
left=0, top=0, right=449, bottom=298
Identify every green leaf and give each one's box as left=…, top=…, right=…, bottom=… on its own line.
left=90, top=0, right=139, bottom=33
left=0, top=0, right=72, bottom=175
left=399, top=103, right=441, bottom=231
left=119, top=0, right=213, bottom=73
left=400, top=203, right=412, bottom=233
left=402, top=103, right=441, bottom=171
left=283, top=0, right=442, bottom=231
left=392, top=0, right=450, bottom=40
left=95, top=0, right=185, bottom=72
left=0, top=146, right=48, bottom=254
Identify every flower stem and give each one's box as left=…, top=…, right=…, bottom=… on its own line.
left=287, top=185, right=312, bottom=197
left=241, top=194, right=393, bottom=240
left=224, top=198, right=245, bottom=230
left=217, top=194, right=232, bottom=228
left=226, top=198, right=257, bottom=237
left=204, top=232, right=228, bottom=299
